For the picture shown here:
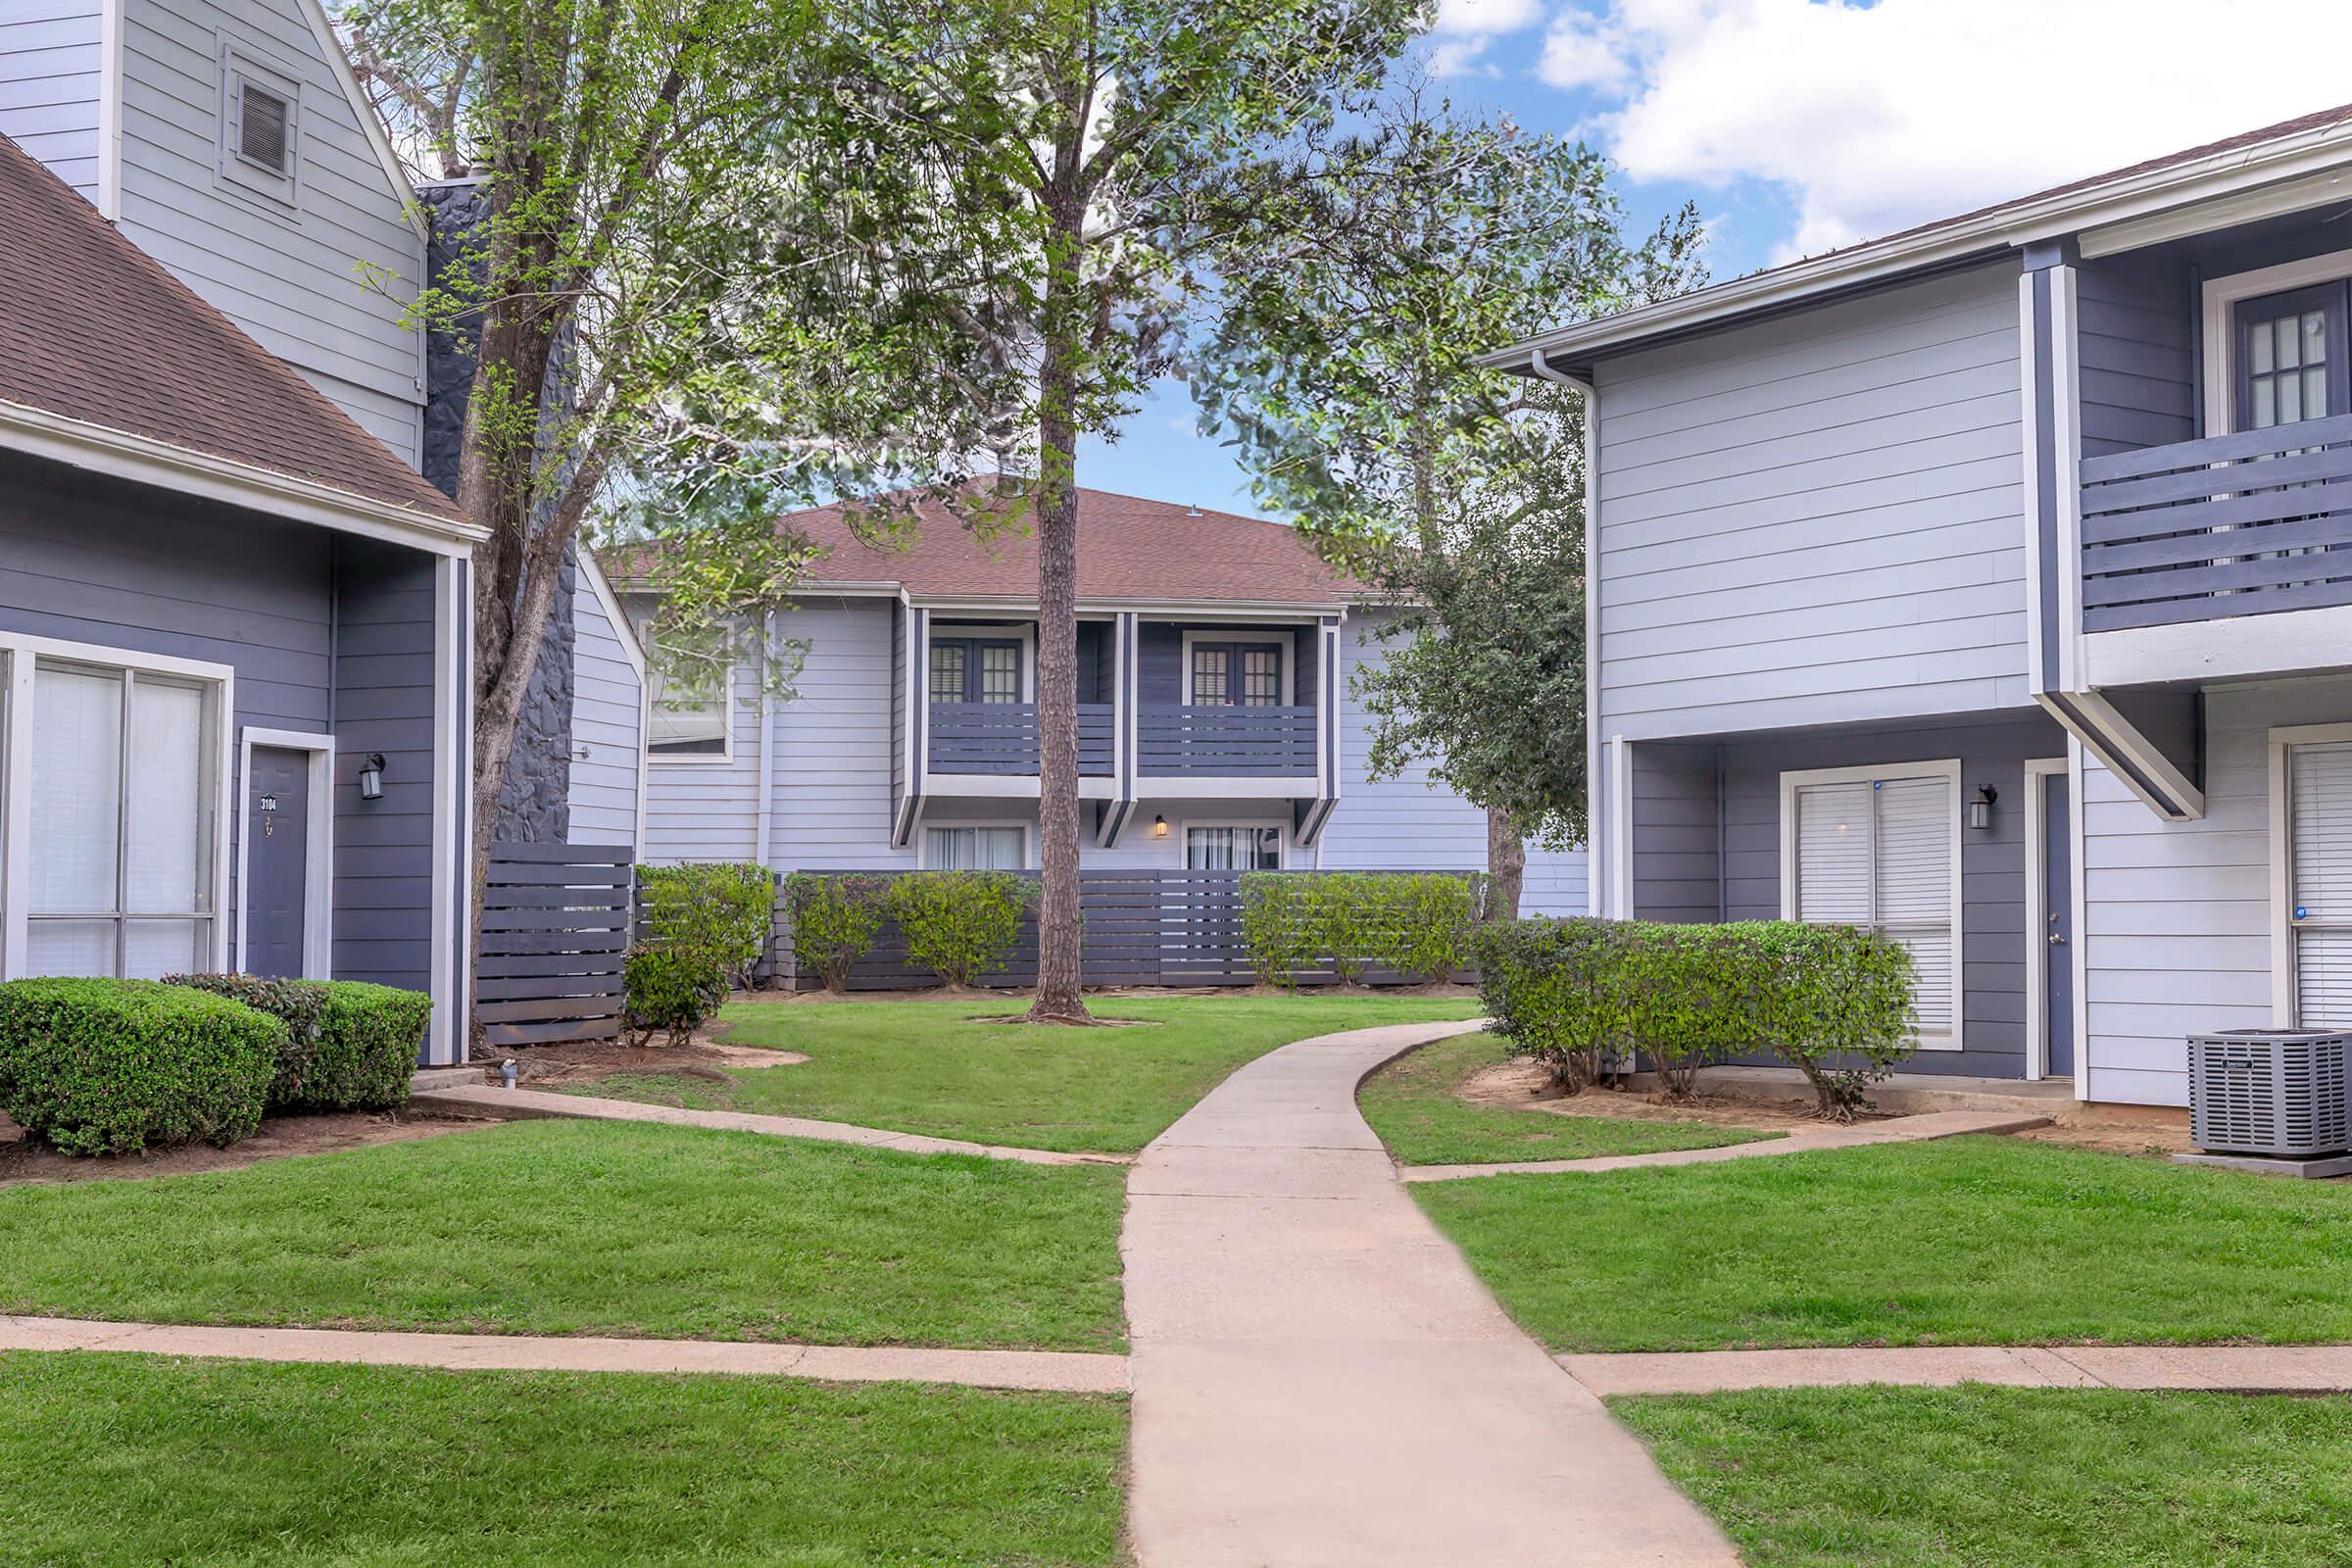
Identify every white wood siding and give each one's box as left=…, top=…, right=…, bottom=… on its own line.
left=566, top=569, right=641, bottom=847
left=0, top=0, right=103, bottom=196
left=114, top=0, right=423, bottom=461
left=1592, top=262, right=2029, bottom=740
left=2077, top=679, right=2352, bottom=1107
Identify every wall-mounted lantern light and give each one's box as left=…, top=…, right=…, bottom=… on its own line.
left=1152, top=814, right=1169, bottom=838
left=1967, top=785, right=1996, bottom=831
left=358, top=752, right=387, bottom=802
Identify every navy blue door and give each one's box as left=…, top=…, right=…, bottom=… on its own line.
left=247, top=746, right=310, bottom=979
left=2043, top=775, right=2075, bottom=1078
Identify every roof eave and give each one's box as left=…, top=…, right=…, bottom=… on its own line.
left=1484, top=112, right=2352, bottom=372
left=0, top=398, right=484, bottom=555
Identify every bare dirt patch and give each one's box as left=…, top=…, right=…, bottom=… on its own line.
left=0, top=1110, right=492, bottom=1187
left=488, top=1037, right=808, bottom=1089
left=1457, top=1057, right=1866, bottom=1136
left=2015, top=1118, right=2197, bottom=1158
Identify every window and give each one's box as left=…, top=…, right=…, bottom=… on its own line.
left=1783, top=763, right=1959, bottom=1043
left=2236, top=283, right=2349, bottom=432
left=638, top=617, right=730, bottom=761
left=924, top=825, right=1026, bottom=869
left=1186, top=825, right=1282, bottom=870
left=1188, top=639, right=1284, bottom=707
left=3, top=646, right=226, bottom=981
left=2286, top=739, right=2352, bottom=1028
left=217, top=40, right=300, bottom=206
left=930, top=638, right=1024, bottom=705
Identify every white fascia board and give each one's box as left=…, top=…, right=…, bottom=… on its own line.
left=577, top=550, right=648, bottom=679
left=0, top=400, right=483, bottom=554
left=1487, top=114, right=2352, bottom=370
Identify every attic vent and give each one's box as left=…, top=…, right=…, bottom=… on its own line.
left=238, top=82, right=290, bottom=173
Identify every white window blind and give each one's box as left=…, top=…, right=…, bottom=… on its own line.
left=1792, top=771, right=1956, bottom=1038
left=925, top=826, right=1024, bottom=870
left=1186, top=826, right=1281, bottom=870
left=2289, top=742, right=2352, bottom=1028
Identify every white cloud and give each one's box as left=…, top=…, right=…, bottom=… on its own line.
left=1429, top=0, right=1544, bottom=75
left=1544, top=0, right=2352, bottom=265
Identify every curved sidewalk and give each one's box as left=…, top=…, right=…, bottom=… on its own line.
left=1122, top=1019, right=1740, bottom=1568
left=410, top=1083, right=1129, bottom=1166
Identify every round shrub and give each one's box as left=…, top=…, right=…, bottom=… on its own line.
left=623, top=943, right=729, bottom=1046
left=0, top=978, right=283, bottom=1155
left=164, top=975, right=431, bottom=1112
left=782, top=872, right=889, bottom=992
left=639, top=863, right=774, bottom=990
left=885, top=871, right=1032, bottom=987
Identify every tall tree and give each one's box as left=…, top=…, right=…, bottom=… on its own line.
left=1190, top=97, right=1704, bottom=916
left=341, top=0, right=948, bottom=1041
left=763, top=0, right=1425, bottom=1021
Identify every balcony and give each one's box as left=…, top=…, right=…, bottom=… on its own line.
left=927, top=702, right=1115, bottom=777
left=1135, top=705, right=1320, bottom=778
left=2081, top=414, right=2352, bottom=632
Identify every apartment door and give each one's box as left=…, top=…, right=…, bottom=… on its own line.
left=246, top=745, right=311, bottom=979
left=2041, top=773, right=2075, bottom=1078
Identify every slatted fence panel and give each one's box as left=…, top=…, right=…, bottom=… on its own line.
left=476, top=842, right=632, bottom=1046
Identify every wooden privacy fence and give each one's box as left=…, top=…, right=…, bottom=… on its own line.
left=474, top=842, right=632, bottom=1046
left=781, top=869, right=1469, bottom=991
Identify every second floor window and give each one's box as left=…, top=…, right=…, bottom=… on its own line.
left=931, top=639, right=1022, bottom=705
left=638, top=618, right=730, bottom=760
left=2236, top=282, right=2349, bottom=430
left=1190, top=641, right=1283, bottom=707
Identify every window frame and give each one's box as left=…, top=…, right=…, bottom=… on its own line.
left=1180, top=819, right=1287, bottom=871
left=637, top=615, right=735, bottom=766
left=919, top=821, right=1032, bottom=871
left=1181, top=631, right=1294, bottom=707
left=1778, top=759, right=1964, bottom=1050
left=0, top=632, right=235, bottom=981
left=2267, top=721, right=2352, bottom=1027
left=927, top=623, right=1035, bottom=706
left=2202, top=248, right=2352, bottom=438
left=215, top=35, right=303, bottom=212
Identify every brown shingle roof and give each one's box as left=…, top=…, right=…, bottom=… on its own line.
left=773, top=487, right=1360, bottom=605
left=0, top=135, right=464, bottom=524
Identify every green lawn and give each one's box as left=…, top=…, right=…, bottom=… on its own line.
left=583, top=994, right=1485, bottom=1153
left=0, top=1119, right=1125, bottom=1350
left=1414, top=1135, right=2352, bottom=1352
left=0, top=1351, right=1124, bottom=1566
left=1615, top=1385, right=2352, bottom=1568
left=1356, top=1030, right=1779, bottom=1165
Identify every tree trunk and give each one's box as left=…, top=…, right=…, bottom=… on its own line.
left=1025, top=191, right=1092, bottom=1024
left=1486, top=805, right=1524, bottom=921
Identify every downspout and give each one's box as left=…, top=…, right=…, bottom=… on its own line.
left=1528, top=347, right=1598, bottom=915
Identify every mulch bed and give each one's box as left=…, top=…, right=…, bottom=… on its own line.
left=0, top=1109, right=494, bottom=1187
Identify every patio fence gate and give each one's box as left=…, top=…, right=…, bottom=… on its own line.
left=474, top=842, right=633, bottom=1046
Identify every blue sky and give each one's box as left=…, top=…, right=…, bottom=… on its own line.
left=1084, top=0, right=2352, bottom=518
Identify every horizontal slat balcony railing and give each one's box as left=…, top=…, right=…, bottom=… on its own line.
left=927, top=702, right=1115, bottom=776
left=2079, top=413, right=2352, bottom=631
left=1135, top=705, right=1320, bottom=777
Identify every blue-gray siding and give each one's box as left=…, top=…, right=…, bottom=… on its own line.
left=2074, top=253, right=2195, bottom=459
left=566, top=565, right=641, bottom=846
left=329, top=535, right=440, bottom=994
left=0, top=0, right=102, bottom=195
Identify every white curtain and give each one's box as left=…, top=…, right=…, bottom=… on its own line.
left=926, top=826, right=1024, bottom=870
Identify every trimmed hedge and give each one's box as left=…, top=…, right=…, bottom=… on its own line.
left=1473, top=916, right=1917, bottom=1117
left=1240, top=871, right=1485, bottom=988
left=782, top=872, right=891, bottom=992
left=886, top=871, right=1033, bottom=987
left=638, top=863, right=773, bottom=990
left=0, top=978, right=282, bottom=1154
left=165, top=975, right=429, bottom=1113
left=622, top=944, right=729, bottom=1046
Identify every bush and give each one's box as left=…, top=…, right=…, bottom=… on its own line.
left=782, top=872, right=890, bottom=992
left=0, top=978, right=282, bottom=1154
left=164, top=975, right=430, bottom=1112
left=638, top=862, right=773, bottom=990
left=1241, top=871, right=1486, bottom=988
left=1471, top=916, right=1919, bottom=1116
left=885, top=871, right=1032, bottom=987
left=622, top=943, right=729, bottom=1046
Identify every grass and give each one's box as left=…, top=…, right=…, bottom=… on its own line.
left=1355, top=1030, right=1779, bottom=1165
left=582, top=993, right=1486, bottom=1153
left=1613, top=1384, right=2352, bottom=1568
left=1413, top=1135, right=2352, bottom=1352
left=0, top=1350, right=1124, bottom=1566
left=0, top=1119, right=1126, bottom=1350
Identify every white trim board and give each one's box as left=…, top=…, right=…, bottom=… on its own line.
left=1777, top=758, right=1967, bottom=1052
left=235, top=727, right=334, bottom=981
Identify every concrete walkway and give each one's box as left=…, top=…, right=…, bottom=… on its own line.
left=1123, top=1019, right=1741, bottom=1567
left=1399, top=1108, right=2052, bottom=1183
left=0, top=1315, right=1126, bottom=1393
left=409, top=1083, right=1129, bottom=1167
left=1561, top=1342, right=2352, bottom=1396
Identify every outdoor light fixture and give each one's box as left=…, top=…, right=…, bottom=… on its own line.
left=358, top=752, right=387, bottom=801
left=1152, top=814, right=1169, bottom=838
left=1968, top=785, right=1997, bottom=832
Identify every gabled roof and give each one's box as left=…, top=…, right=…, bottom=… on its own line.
left=0, top=135, right=471, bottom=538
left=1494, top=101, right=2352, bottom=373
left=772, top=487, right=1361, bottom=608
